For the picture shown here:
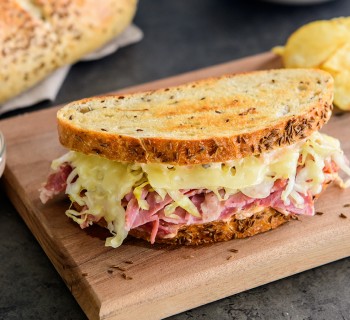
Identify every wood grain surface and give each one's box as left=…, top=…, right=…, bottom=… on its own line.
left=1, top=52, right=350, bottom=320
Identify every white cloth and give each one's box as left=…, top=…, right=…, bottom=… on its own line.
left=0, top=24, right=143, bottom=115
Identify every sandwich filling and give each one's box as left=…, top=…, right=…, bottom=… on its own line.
left=40, top=132, right=350, bottom=248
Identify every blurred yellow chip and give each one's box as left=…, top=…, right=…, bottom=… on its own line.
left=334, top=71, right=350, bottom=110
left=334, top=17, right=350, bottom=28
left=283, top=18, right=350, bottom=68
left=274, top=17, right=350, bottom=111
left=322, top=43, right=350, bottom=74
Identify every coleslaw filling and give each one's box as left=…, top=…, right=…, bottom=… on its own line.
left=48, top=132, right=350, bottom=247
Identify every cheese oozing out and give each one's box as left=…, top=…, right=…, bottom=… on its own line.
left=51, top=132, right=350, bottom=247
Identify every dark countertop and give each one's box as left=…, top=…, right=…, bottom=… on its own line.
left=1, top=1, right=350, bottom=319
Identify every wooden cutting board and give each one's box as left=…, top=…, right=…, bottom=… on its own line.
left=1, top=52, right=350, bottom=320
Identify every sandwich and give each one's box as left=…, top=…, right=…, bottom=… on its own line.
left=39, top=69, right=350, bottom=248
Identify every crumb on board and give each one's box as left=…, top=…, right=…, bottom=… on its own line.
left=110, top=265, right=127, bottom=271
left=121, top=273, right=133, bottom=280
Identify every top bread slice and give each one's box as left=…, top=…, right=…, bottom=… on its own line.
left=0, top=0, right=137, bottom=104
left=57, top=69, right=334, bottom=165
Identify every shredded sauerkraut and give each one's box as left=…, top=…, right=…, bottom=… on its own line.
left=50, top=132, right=350, bottom=247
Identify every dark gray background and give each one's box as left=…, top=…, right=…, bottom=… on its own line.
left=1, top=0, right=350, bottom=319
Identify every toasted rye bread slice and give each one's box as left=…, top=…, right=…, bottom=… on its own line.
left=58, top=69, right=333, bottom=165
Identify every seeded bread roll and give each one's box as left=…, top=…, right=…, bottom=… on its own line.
left=58, top=69, right=334, bottom=165
left=0, top=0, right=137, bottom=104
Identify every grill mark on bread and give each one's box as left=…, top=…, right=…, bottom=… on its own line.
left=239, top=107, right=256, bottom=116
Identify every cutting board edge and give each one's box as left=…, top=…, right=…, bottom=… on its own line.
left=1, top=170, right=103, bottom=320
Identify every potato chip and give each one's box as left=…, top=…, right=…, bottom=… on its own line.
left=334, top=17, right=350, bottom=29
left=322, top=43, right=350, bottom=74
left=273, top=17, right=350, bottom=110
left=334, top=71, right=350, bottom=110
left=283, top=18, right=350, bottom=68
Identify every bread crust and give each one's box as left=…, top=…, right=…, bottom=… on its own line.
left=0, top=0, right=137, bottom=104
left=57, top=69, right=334, bottom=165
left=128, top=207, right=293, bottom=245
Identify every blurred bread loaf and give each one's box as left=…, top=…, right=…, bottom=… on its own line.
left=0, top=0, right=138, bottom=104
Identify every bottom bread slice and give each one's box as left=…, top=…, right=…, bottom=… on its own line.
left=127, top=208, right=294, bottom=245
